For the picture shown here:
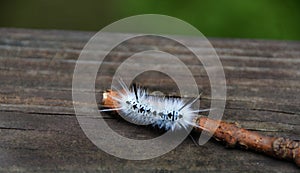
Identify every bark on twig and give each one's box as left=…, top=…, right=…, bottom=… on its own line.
left=195, top=117, right=300, bottom=167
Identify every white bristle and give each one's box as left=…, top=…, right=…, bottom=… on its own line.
left=101, top=83, right=208, bottom=131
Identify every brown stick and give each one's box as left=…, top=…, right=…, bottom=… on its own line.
left=195, top=117, right=300, bottom=167
left=102, top=90, right=300, bottom=167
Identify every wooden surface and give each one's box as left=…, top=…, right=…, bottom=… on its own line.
left=0, top=28, right=299, bottom=172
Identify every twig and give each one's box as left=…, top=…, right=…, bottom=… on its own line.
left=102, top=90, right=300, bottom=167
left=195, top=117, right=300, bottom=167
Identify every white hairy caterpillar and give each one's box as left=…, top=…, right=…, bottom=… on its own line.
left=101, top=80, right=208, bottom=131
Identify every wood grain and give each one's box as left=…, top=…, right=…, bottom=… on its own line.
left=0, top=28, right=299, bottom=172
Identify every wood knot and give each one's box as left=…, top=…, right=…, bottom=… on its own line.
left=273, top=137, right=300, bottom=166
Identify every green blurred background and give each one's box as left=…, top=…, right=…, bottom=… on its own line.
left=0, top=0, right=299, bottom=40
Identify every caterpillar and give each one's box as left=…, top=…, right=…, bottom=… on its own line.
left=101, top=80, right=209, bottom=132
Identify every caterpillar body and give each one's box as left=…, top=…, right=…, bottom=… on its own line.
left=102, top=81, right=206, bottom=131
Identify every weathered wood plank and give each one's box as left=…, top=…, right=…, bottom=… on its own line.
left=0, top=28, right=299, bottom=172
